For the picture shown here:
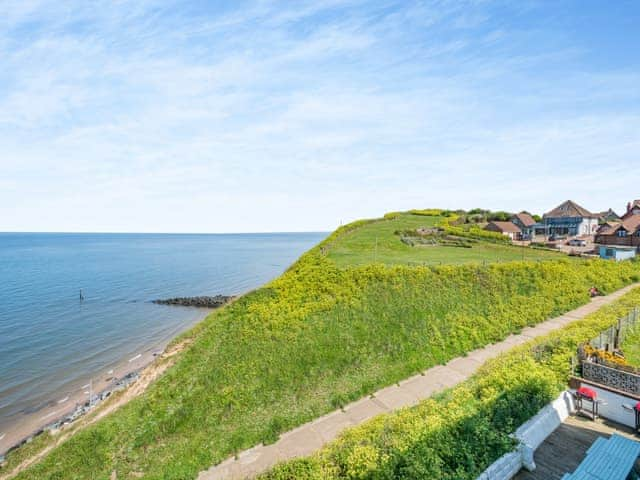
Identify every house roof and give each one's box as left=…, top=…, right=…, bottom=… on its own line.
left=544, top=200, right=597, bottom=219
left=513, top=212, right=536, bottom=227
left=487, top=221, right=521, bottom=233
left=597, top=222, right=622, bottom=235
left=622, top=200, right=640, bottom=219
left=623, top=215, right=640, bottom=232
left=597, top=216, right=640, bottom=235
left=597, top=208, right=620, bottom=220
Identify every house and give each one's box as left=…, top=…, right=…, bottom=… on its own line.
left=511, top=212, right=545, bottom=238
left=622, top=200, right=640, bottom=220
left=596, top=208, right=621, bottom=223
left=510, top=212, right=535, bottom=238
left=598, top=245, right=637, bottom=261
left=594, top=215, right=640, bottom=249
left=543, top=200, right=599, bottom=237
left=484, top=221, right=521, bottom=240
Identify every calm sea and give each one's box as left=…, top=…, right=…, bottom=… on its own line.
left=0, top=232, right=326, bottom=433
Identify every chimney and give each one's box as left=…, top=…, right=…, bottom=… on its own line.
left=628, top=202, right=632, bottom=213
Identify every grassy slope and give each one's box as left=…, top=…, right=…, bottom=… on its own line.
left=326, top=213, right=564, bottom=267
left=260, top=287, right=640, bottom=480
left=7, top=213, right=639, bottom=480
left=621, top=325, right=640, bottom=367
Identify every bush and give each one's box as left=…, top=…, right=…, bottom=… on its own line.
left=260, top=288, right=640, bottom=480
left=409, top=209, right=454, bottom=217
left=438, top=217, right=511, bottom=244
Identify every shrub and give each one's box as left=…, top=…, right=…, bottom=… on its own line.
left=408, top=209, right=454, bottom=217
left=260, top=288, right=640, bottom=480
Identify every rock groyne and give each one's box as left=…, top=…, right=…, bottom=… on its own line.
left=153, top=295, right=234, bottom=308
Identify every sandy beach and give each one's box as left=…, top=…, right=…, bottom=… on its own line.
left=0, top=315, right=207, bottom=457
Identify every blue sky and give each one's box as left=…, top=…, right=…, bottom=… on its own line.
left=1, top=0, right=639, bottom=233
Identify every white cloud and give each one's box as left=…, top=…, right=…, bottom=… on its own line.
left=0, top=0, right=638, bottom=232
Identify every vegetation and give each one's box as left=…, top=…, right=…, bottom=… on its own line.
left=6, top=212, right=640, bottom=480
left=326, top=212, right=560, bottom=267
left=259, top=287, right=640, bottom=480
left=621, top=325, right=640, bottom=367
left=582, top=344, right=630, bottom=367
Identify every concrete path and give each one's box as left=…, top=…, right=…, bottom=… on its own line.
left=199, top=284, right=639, bottom=480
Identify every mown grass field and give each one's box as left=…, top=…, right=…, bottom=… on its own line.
left=325, top=213, right=565, bottom=267
left=5, top=212, right=639, bottom=480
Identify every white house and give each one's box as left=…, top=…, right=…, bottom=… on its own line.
left=543, top=200, right=599, bottom=237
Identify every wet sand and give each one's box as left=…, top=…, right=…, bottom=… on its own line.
left=0, top=311, right=210, bottom=456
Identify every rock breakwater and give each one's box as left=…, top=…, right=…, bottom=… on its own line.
left=153, top=295, right=234, bottom=308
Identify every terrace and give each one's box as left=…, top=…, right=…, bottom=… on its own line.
left=515, top=415, right=638, bottom=480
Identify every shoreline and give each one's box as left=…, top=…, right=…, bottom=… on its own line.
left=0, top=307, right=213, bottom=458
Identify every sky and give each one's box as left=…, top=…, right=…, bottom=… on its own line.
left=1, top=0, right=639, bottom=233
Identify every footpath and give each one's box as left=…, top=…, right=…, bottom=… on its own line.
left=199, top=284, right=639, bottom=480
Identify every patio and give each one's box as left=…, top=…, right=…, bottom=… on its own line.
left=515, top=414, right=638, bottom=480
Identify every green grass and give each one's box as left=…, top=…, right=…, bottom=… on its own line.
left=621, top=325, right=640, bottom=367
left=259, top=285, right=640, bottom=480
left=326, top=213, right=565, bottom=267
left=6, top=213, right=640, bottom=480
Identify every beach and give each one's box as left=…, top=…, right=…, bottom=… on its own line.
left=0, top=315, right=206, bottom=457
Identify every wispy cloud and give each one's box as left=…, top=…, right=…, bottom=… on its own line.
left=0, top=0, right=639, bottom=232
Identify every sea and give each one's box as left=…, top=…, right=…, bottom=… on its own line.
left=0, top=232, right=326, bottom=440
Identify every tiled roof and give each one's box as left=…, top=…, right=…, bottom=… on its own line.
left=597, top=208, right=620, bottom=220
left=597, top=222, right=622, bottom=235
left=622, top=200, right=640, bottom=219
left=486, top=221, right=521, bottom=233
left=597, top=216, right=640, bottom=235
left=513, top=212, right=536, bottom=227
left=544, top=200, right=597, bottom=219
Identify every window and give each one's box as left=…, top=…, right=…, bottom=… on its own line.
left=617, top=230, right=628, bottom=237
left=606, top=249, right=614, bottom=257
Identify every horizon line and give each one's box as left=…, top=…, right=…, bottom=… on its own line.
left=0, top=230, right=331, bottom=236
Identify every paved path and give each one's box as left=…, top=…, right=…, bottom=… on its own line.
left=199, top=284, right=639, bottom=480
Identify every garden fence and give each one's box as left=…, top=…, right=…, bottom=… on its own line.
left=588, top=307, right=640, bottom=352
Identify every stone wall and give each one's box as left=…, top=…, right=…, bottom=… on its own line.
left=582, top=362, right=640, bottom=395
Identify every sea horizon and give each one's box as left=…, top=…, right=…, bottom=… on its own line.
left=0, top=230, right=329, bottom=236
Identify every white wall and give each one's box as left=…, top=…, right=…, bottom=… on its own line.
left=475, top=391, right=576, bottom=480
left=616, top=249, right=637, bottom=261
left=586, top=385, right=637, bottom=428
left=580, top=218, right=599, bottom=235
left=476, top=452, right=521, bottom=480
left=516, top=391, right=575, bottom=450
